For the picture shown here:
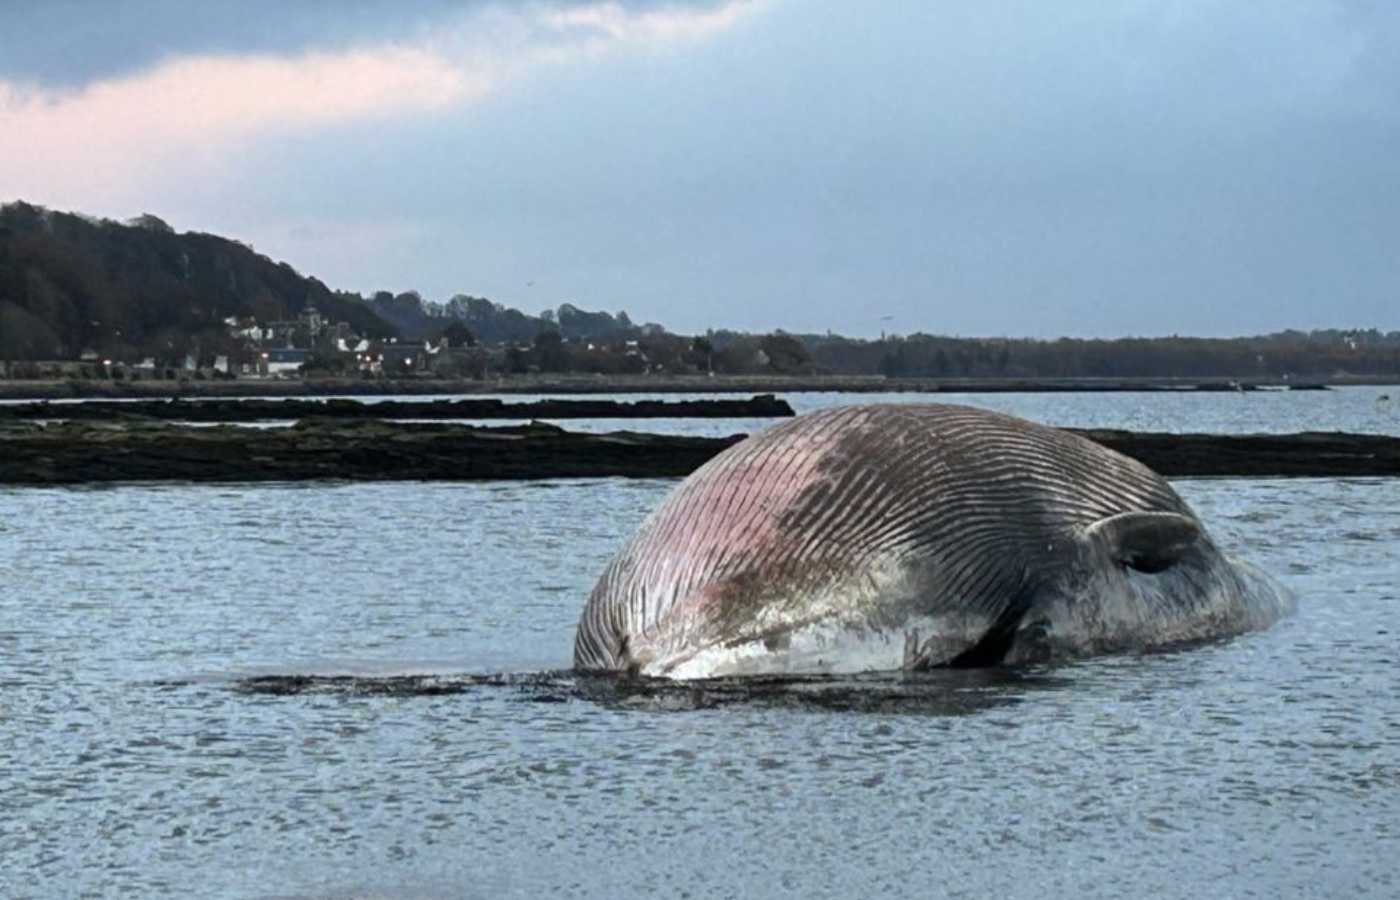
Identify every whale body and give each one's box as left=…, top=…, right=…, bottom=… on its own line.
left=574, top=404, right=1292, bottom=679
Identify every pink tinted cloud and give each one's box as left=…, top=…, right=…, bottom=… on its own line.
left=0, top=1, right=763, bottom=216
left=0, top=46, right=482, bottom=209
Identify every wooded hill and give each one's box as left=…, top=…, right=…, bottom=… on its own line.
left=0, top=202, right=389, bottom=364
left=0, top=202, right=649, bottom=365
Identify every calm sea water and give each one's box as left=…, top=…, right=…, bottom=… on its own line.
left=2, top=392, right=1398, bottom=899
left=388, top=384, right=1400, bottom=436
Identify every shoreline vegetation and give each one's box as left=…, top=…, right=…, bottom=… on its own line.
left=2, top=417, right=1397, bottom=483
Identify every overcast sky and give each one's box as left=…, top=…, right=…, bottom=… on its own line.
left=2, top=1, right=1396, bottom=338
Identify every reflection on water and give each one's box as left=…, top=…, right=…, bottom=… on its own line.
left=224, top=667, right=1064, bottom=717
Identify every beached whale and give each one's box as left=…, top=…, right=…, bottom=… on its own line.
left=574, top=404, right=1292, bottom=678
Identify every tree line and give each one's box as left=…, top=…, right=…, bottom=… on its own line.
left=794, top=331, right=1400, bottom=380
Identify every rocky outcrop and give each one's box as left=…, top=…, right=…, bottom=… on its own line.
left=1, top=419, right=1396, bottom=483
left=1077, top=429, right=1400, bottom=478
left=0, top=420, right=745, bottom=484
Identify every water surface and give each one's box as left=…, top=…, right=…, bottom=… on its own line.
left=3, top=470, right=1397, bottom=899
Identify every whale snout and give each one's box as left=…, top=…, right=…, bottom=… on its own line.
left=1223, top=557, right=1297, bottom=626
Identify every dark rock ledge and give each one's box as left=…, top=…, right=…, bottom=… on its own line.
left=0, top=420, right=745, bottom=484
left=1, top=419, right=1397, bottom=484
left=0, top=394, right=795, bottom=423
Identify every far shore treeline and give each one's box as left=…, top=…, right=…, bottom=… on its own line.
left=3, top=200, right=1398, bottom=383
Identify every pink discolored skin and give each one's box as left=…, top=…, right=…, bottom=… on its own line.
left=574, top=404, right=1292, bottom=679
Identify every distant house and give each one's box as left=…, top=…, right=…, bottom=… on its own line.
left=262, top=320, right=300, bottom=346
left=225, top=316, right=265, bottom=344
left=370, top=340, right=440, bottom=374
left=262, top=304, right=325, bottom=348
left=262, top=348, right=310, bottom=377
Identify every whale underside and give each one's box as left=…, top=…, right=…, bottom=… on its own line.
left=574, top=403, right=1293, bottom=679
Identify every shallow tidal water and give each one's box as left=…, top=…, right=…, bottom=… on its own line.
left=2, top=391, right=1399, bottom=899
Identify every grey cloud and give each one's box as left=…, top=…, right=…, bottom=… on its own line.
left=1, top=0, right=445, bottom=85
left=0, top=0, right=727, bottom=86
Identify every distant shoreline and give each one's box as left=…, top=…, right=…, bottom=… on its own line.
left=2, top=372, right=1394, bottom=400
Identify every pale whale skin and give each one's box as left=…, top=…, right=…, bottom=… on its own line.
left=574, top=404, right=1293, bottom=679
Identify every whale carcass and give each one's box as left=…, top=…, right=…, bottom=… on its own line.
left=574, top=404, right=1292, bottom=678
